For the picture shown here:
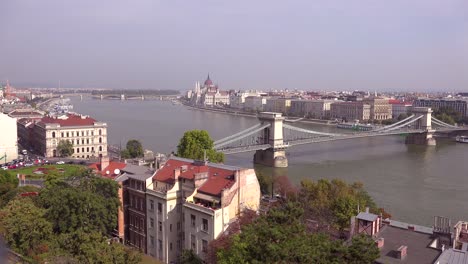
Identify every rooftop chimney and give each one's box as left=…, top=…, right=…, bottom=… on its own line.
left=100, top=156, right=110, bottom=171
left=376, top=238, right=384, bottom=249
left=174, top=168, right=181, bottom=180
left=397, top=245, right=407, bottom=259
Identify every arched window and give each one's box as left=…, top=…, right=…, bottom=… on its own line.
left=99, top=137, right=102, bottom=143
left=82, top=147, right=84, bottom=153
left=86, top=139, right=89, bottom=144
left=99, top=129, right=102, bottom=136
left=52, top=132, right=56, bottom=138
left=99, top=146, right=102, bottom=151
left=77, top=148, right=80, bottom=153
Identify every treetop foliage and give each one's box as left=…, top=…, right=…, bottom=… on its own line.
left=177, top=130, right=225, bottom=163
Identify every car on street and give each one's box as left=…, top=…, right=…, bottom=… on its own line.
left=1, top=166, right=8, bottom=170
left=24, top=163, right=34, bottom=167
left=56, top=161, right=65, bottom=165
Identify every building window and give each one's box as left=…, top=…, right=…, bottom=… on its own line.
left=99, top=146, right=102, bottom=151
left=177, top=222, right=181, bottom=231
left=99, top=129, right=102, bottom=135
left=157, top=202, right=163, bottom=214
left=170, top=243, right=173, bottom=251
left=202, top=239, right=208, bottom=253
left=91, top=147, right=94, bottom=152
left=87, top=139, right=89, bottom=144
left=91, top=131, right=94, bottom=136
left=76, top=140, right=79, bottom=145
left=170, top=224, right=172, bottom=232
left=52, top=132, right=56, bottom=138
left=150, top=218, right=154, bottom=228
left=77, top=148, right=80, bottom=153
left=159, top=221, right=162, bottom=232
left=61, top=132, right=64, bottom=137
left=82, top=131, right=84, bottom=136
left=86, top=130, right=89, bottom=136
left=150, top=236, right=154, bottom=247
left=66, top=132, right=69, bottom=137
left=99, top=137, right=102, bottom=143
left=87, top=147, right=89, bottom=152
left=82, top=147, right=84, bottom=153
left=202, top=218, right=208, bottom=232
left=150, top=200, right=154, bottom=211
left=82, top=139, right=84, bottom=144
left=191, top=235, right=196, bottom=250
left=191, top=214, right=196, bottom=228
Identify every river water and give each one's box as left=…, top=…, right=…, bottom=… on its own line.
left=70, top=96, right=468, bottom=226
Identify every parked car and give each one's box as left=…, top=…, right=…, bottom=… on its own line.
left=56, top=161, right=65, bottom=165
left=24, top=163, right=34, bottom=167
left=67, top=161, right=74, bottom=164
left=1, top=166, right=8, bottom=170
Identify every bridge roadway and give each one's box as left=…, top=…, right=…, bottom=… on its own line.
left=217, top=127, right=467, bottom=155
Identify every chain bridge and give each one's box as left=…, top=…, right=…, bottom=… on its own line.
left=213, top=107, right=466, bottom=167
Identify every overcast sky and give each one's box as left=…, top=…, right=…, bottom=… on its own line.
left=1, top=0, right=467, bottom=91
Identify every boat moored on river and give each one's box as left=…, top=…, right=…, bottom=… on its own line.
left=455, top=136, right=468, bottom=143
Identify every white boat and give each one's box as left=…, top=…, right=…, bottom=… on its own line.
left=455, top=136, right=468, bottom=143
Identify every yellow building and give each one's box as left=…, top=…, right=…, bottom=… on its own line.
left=363, top=97, right=392, bottom=120
left=145, top=157, right=261, bottom=263
left=0, top=113, right=18, bottom=163
left=265, top=98, right=291, bottom=114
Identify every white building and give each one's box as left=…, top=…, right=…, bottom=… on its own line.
left=32, top=113, right=108, bottom=158
left=0, top=113, right=18, bottom=163
left=244, top=96, right=267, bottom=112
left=146, top=157, right=261, bottom=263
left=290, top=100, right=334, bottom=118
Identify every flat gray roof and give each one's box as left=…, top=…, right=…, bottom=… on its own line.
left=375, top=225, right=441, bottom=264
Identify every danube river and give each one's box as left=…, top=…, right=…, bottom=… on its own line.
left=71, top=96, right=468, bottom=226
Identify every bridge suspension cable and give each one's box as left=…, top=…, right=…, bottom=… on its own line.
left=372, top=114, right=416, bottom=132
left=283, top=124, right=343, bottom=136
left=431, top=117, right=458, bottom=128
left=213, top=123, right=262, bottom=145
left=378, top=115, right=423, bottom=132
left=214, top=123, right=271, bottom=149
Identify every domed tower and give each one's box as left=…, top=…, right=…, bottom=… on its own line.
left=204, top=74, right=213, bottom=87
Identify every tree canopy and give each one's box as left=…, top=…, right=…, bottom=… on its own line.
left=121, top=139, right=144, bottom=158
left=216, top=201, right=380, bottom=264
left=177, top=130, right=224, bottom=163
left=0, top=169, right=141, bottom=263
left=57, top=139, right=74, bottom=157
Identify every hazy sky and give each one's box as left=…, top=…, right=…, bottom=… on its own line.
left=1, top=0, right=467, bottom=91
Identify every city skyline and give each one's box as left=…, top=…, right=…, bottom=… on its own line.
left=1, top=0, right=467, bottom=91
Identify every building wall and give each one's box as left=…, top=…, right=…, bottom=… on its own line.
left=414, top=99, right=468, bottom=117
left=330, top=102, right=370, bottom=121
left=0, top=113, right=18, bottom=163
left=244, top=96, right=266, bottom=112
left=265, top=98, right=291, bottom=114
left=363, top=98, right=392, bottom=120
left=33, top=123, right=108, bottom=158
left=124, top=178, right=148, bottom=254
left=391, top=104, right=412, bottom=119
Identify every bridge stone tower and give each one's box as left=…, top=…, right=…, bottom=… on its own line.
left=405, top=107, right=436, bottom=146
left=253, top=112, right=289, bottom=168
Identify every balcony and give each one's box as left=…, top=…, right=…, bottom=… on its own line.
left=184, top=201, right=217, bottom=216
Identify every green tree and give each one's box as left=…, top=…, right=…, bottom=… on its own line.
left=346, top=234, right=380, bottom=264
left=180, top=249, right=203, bottom=264
left=0, top=185, right=40, bottom=208
left=125, top=139, right=144, bottom=158
left=57, top=139, right=74, bottom=157
left=40, top=173, right=120, bottom=235
left=0, top=198, right=53, bottom=256
left=397, top=113, right=408, bottom=121
left=177, top=130, right=225, bottom=163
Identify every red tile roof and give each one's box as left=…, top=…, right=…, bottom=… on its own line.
left=89, top=161, right=127, bottom=179
left=153, top=158, right=237, bottom=196
left=40, top=113, right=97, bottom=127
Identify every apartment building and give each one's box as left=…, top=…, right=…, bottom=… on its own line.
left=289, top=100, right=334, bottom=118
left=30, top=113, right=108, bottom=158
left=362, top=97, right=392, bottom=120
left=389, top=100, right=412, bottom=119
left=0, top=113, right=18, bottom=163
left=414, top=98, right=468, bottom=117
left=330, top=101, right=371, bottom=121
left=244, top=96, right=267, bottom=112
left=264, top=98, right=291, bottom=114
left=145, top=157, right=260, bottom=263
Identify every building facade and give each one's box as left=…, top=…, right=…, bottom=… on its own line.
left=31, top=113, right=108, bottom=158
left=0, top=113, right=18, bottom=163
left=414, top=98, right=468, bottom=117
left=290, top=100, right=334, bottom=118
left=330, top=102, right=371, bottom=121
left=362, top=97, right=392, bottom=120
left=244, top=96, right=266, bottom=112
left=264, top=98, right=291, bottom=115
left=145, top=157, right=261, bottom=263
left=389, top=100, right=412, bottom=119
